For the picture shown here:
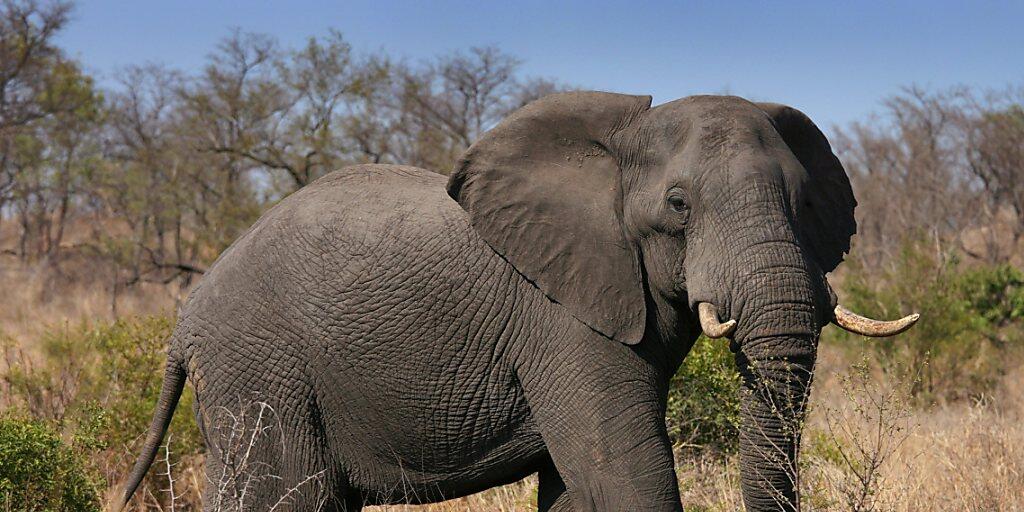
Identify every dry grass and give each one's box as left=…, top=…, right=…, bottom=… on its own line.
left=876, top=400, right=1024, bottom=511
left=797, top=349, right=1020, bottom=511
left=367, top=478, right=537, bottom=512
left=0, top=258, right=182, bottom=345
left=0, top=216, right=190, bottom=344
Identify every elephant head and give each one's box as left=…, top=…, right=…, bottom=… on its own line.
left=448, top=91, right=917, bottom=510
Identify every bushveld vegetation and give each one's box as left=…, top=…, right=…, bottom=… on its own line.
left=2, top=1, right=1023, bottom=510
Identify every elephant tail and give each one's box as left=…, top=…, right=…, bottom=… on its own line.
left=116, top=353, right=187, bottom=511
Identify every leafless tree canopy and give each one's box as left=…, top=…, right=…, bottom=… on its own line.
left=834, top=85, right=1024, bottom=271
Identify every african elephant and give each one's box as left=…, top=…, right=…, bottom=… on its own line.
left=119, top=91, right=917, bottom=511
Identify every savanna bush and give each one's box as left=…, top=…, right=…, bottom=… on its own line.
left=834, top=241, right=1024, bottom=403
left=0, top=416, right=100, bottom=511
left=666, top=335, right=741, bottom=454
left=3, top=316, right=201, bottom=453
left=1, top=316, right=202, bottom=509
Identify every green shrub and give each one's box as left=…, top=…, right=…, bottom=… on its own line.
left=666, top=335, right=741, bottom=454
left=958, top=263, right=1024, bottom=328
left=3, top=316, right=201, bottom=455
left=1, top=316, right=203, bottom=509
left=834, top=242, right=1024, bottom=403
left=0, top=416, right=100, bottom=511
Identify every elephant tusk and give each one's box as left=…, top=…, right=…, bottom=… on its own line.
left=698, top=302, right=737, bottom=339
left=832, top=304, right=920, bottom=337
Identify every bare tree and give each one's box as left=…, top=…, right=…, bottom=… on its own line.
left=802, top=359, right=916, bottom=512
left=177, top=30, right=282, bottom=200
left=395, top=46, right=566, bottom=172
left=834, top=86, right=982, bottom=269
left=100, top=65, right=209, bottom=292
left=0, top=0, right=97, bottom=249
left=1, top=18, right=570, bottom=295
left=179, top=30, right=392, bottom=192
left=961, top=90, right=1024, bottom=263
left=835, top=85, right=1024, bottom=270
left=0, top=0, right=75, bottom=130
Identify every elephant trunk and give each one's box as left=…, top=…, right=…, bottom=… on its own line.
left=735, top=331, right=815, bottom=511
left=730, top=253, right=826, bottom=512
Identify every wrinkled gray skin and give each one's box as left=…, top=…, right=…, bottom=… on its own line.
left=122, top=92, right=856, bottom=511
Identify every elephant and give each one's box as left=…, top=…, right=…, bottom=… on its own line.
left=118, top=91, right=918, bottom=511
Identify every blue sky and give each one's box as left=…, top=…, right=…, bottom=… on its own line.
left=58, top=1, right=1023, bottom=133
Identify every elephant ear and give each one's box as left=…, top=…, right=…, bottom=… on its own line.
left=448, top=91, right=652, bottom=344
left=758, top=103, right=857, bottom=273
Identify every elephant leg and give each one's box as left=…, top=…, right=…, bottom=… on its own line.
left=201, top=427, right=339, bottom=511
left=200, top=455, right=226, bottom=511
left=197, top=393, right=340, bottom=511
left=538, top=460, right=573, bottom=511
left=268, top=418, right=343, bottom=511
left=520, top=341, right=682, bottom=511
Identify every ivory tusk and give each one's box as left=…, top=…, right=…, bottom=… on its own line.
left=832, top=304, right=920, bottom=337
left=698, top=302, right=737, bottom=339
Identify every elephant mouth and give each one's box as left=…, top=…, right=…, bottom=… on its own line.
left=695, top=301, right=919, bottom=339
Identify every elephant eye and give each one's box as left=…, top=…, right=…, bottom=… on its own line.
left=667, top=195, right=688, bottom=214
